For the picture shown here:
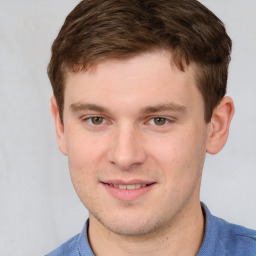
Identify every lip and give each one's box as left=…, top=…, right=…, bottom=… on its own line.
left=103, top=179, right=154, bottom=185
left=101, top=179, right=156, bottom=201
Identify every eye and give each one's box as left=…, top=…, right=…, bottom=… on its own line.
left=87, top=116, right=106, bottom=125
left=148, top=117, right=169, bottom=126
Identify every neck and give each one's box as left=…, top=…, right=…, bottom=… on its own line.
left=88, top=200, right=205, bottom=256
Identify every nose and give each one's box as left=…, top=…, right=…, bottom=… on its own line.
left=108, top=124, right=147, bottom=170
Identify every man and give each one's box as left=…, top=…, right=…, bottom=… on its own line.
left=46, top=0, right=256, bottom=255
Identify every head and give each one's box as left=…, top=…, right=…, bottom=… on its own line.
left=48, top=0, right=232, bottom=124
left=48, top=0, right=234, bottom=241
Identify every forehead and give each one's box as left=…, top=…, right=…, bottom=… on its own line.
left=64, top=51, right=202, bottom=113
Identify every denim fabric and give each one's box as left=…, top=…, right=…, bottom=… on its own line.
left=197, top=203, right=256, bottom=255
left=46, top=219, right=94, bottom=256
left=46, top=203, right=256, bottom=256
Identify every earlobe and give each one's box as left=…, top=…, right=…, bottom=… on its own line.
left=50, top=96, right=68, bottom=155
left=206, top=96, right=235, bottom=155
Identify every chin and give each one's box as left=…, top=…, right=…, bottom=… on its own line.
left=92, top=210, right=166, bottom=237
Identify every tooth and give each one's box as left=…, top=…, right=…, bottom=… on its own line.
left=112, top=184, right=148, bottom=189
left=119, top=185, right=127, bottom=189
left=135, top=184, right=141, bottom=189
left=127, top=184, right=136, bottom=190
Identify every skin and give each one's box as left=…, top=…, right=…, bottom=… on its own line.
left=51, top=51, right=234, bottom=256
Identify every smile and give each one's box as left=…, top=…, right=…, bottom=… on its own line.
left=109, top=184, right=147, bottom=190
left=103, top=181, right=155, bottom=201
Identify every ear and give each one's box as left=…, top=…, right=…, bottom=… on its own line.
left=50, top=96, right=67, bottom=155
left=206, top=96, right=234, bottom=154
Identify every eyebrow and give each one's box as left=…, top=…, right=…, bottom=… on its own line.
left=70, top=102, right=187, bottom=114
left=70, top=103, right=108, bottom=113
left=141, top=103, right=187, bottom=114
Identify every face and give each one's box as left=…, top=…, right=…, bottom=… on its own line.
left=56, top=51, right=211, bottom=236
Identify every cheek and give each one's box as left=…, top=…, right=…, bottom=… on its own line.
left=150, top=133, right=187, bottom=162
left=65, top=135, right=99, bottom=196
left=151, top=132, right=206, bottom=206
left=150, top=129, right=206, bottom=178
left=65, top=128, right=106, bottom=169
left=66, top=134, right=101, bottom=203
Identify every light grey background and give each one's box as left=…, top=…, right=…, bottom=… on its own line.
left=0, top=1, right=255, bottom=255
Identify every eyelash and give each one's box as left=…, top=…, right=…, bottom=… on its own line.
left=147, top=117, right=172, bottom=126
left=81, top=115, right=174, bottom=128
left=82, top=116, right=108, bottom=126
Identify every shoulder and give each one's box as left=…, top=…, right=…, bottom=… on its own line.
left=45, top=234, right=80, bottom=256
left=217, top=217, right=256, bottom=254
left=198, top=203, right=256, bottom=255
left=45, top=220, right=94, bottom=256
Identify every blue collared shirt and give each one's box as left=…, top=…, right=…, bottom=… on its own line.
left=46, top=203, right=256, bottom=255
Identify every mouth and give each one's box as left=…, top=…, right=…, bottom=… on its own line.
left=102, top=181, right=155, bottom=201
left=108, top=183, right=148, bottom=190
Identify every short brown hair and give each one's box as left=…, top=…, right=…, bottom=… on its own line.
left=48, top=0, right=232, bottom=123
